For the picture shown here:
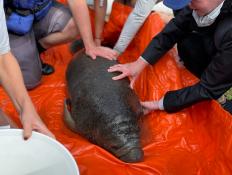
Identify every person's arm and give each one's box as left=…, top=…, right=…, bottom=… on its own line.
left=0, top=4, right=54, bottom=139
left=113, top=0, right=158, bottom=55
left=141, top=27, right=232, bottom=114
left=67, top=0, right=94, bottom=50
left=162, top=30, right=232, bottom=113
left=109, top=8, right=191, bottom=82
left=94, top=0, right=107, bottom=46
left=0, top=52, right=55, bottom=139
left=108, top=56, right=149, bottom=87
left=67, top=0, right=117, bottom=60
left=141, top=7, right=192, bottom=64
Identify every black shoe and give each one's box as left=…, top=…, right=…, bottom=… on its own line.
left=36, top=42, right=54, bottom=75
left=37, top=42, right=46, bottom=54
left=42, top=63, right=54, bottom=75
left=69, top=39, right=84, bottom=54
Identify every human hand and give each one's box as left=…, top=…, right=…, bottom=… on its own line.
left=20, top=107, right=55, bottom=140
left=140, top=101, right=159, bottom=115
left=113, top=49, right=120, bottom=59
left=85, top=45, right=118, bottom=60
left=107, top=57, right=148, bottom=88
left=107, top=62, right=138, bottom=88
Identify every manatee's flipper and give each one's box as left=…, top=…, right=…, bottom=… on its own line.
left=64, top=99, right=78, bottom=132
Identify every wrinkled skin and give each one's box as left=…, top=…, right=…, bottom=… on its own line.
left=65, top=51, right=143, bottom=163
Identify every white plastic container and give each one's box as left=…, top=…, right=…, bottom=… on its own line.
left=0, top=129, right=79, bottom=175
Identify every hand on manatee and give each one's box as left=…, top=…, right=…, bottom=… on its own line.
left=112, top=49, right=120, bottom=59
left=85, top=45, right=118, bottom=60
left=108, top=62, right=139, bottom=88
left=108, top=57, right=148, bottom=88
left=140, top=101, right=159, bottom=115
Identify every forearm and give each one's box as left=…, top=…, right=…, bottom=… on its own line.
left=141, top=7, right=193, bottom=64
left=94, top=0, right=107, bottom=40
left=0, top=52, right=34, bottom=115
left=163, top=83, right=211, bottom=113
left=162, top=30, right=232, bottom=113
left=67, top=0, right=95, bottom=49
left=141, top=20, right=184, bottom=64
left=114, top=0, right=157, bottom=54
left=162, top=51, right=232, bottom=113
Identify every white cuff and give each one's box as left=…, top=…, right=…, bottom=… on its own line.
left=139, top=56, right=149, bottom=64
left=158, top=97, right=164, bottom=110
left=113, top=48, right=122, bottom=55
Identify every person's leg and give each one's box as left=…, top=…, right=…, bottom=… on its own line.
left=37, top=43, right=54, bottom=75
left=33, top=2, right=78, bottom=75
left=9, top=30, right=42, bottom=89
left=33, top=2, right=79, bottom=50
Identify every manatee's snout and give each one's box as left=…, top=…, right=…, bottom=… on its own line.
left=119, top=148, right=144, bottom=163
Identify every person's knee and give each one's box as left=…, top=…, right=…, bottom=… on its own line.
left=25, top=79, right=41, bottom=90
left=63, top=19, right=79, bottom=41
left=9, top=31, right=42, bottom=89
left=23, top=70, right=42, bottom=90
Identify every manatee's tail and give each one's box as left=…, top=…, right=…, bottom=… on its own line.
left=63, top=99, right=78, bottom=132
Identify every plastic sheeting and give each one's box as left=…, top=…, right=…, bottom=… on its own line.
left=0, top=2, right=232, bottom=175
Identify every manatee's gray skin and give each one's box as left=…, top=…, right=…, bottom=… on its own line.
left=65, top=51, right=143, bottom=163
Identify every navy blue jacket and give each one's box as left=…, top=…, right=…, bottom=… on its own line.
left=141, top=0, right=232, bottom=112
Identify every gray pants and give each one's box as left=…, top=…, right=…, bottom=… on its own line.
left=9, top=2, right=72, bottom=89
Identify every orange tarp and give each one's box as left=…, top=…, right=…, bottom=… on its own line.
left=0, top=2, right=232, bottom=175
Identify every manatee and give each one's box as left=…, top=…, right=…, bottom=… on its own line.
left=64, top=51, right=144, bottom=163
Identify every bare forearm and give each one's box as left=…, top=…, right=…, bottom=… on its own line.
left=0, top=53, right=54, bottom=139
left=94, top=0, right=107, bottom=40
left=0, top=52, right=33, bottom=114
left=67, top=0, right=95, bottom=49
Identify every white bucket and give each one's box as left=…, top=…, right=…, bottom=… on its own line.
left=0, top=129, right=79, bottom=175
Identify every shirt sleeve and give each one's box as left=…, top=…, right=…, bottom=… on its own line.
left=0, top=0, right=10, bottom=55
left=113, top=0, right=157, bottom=54
left=163, top=30, right=232, bottom=113
left=141, top=7, right=192, bottom=65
